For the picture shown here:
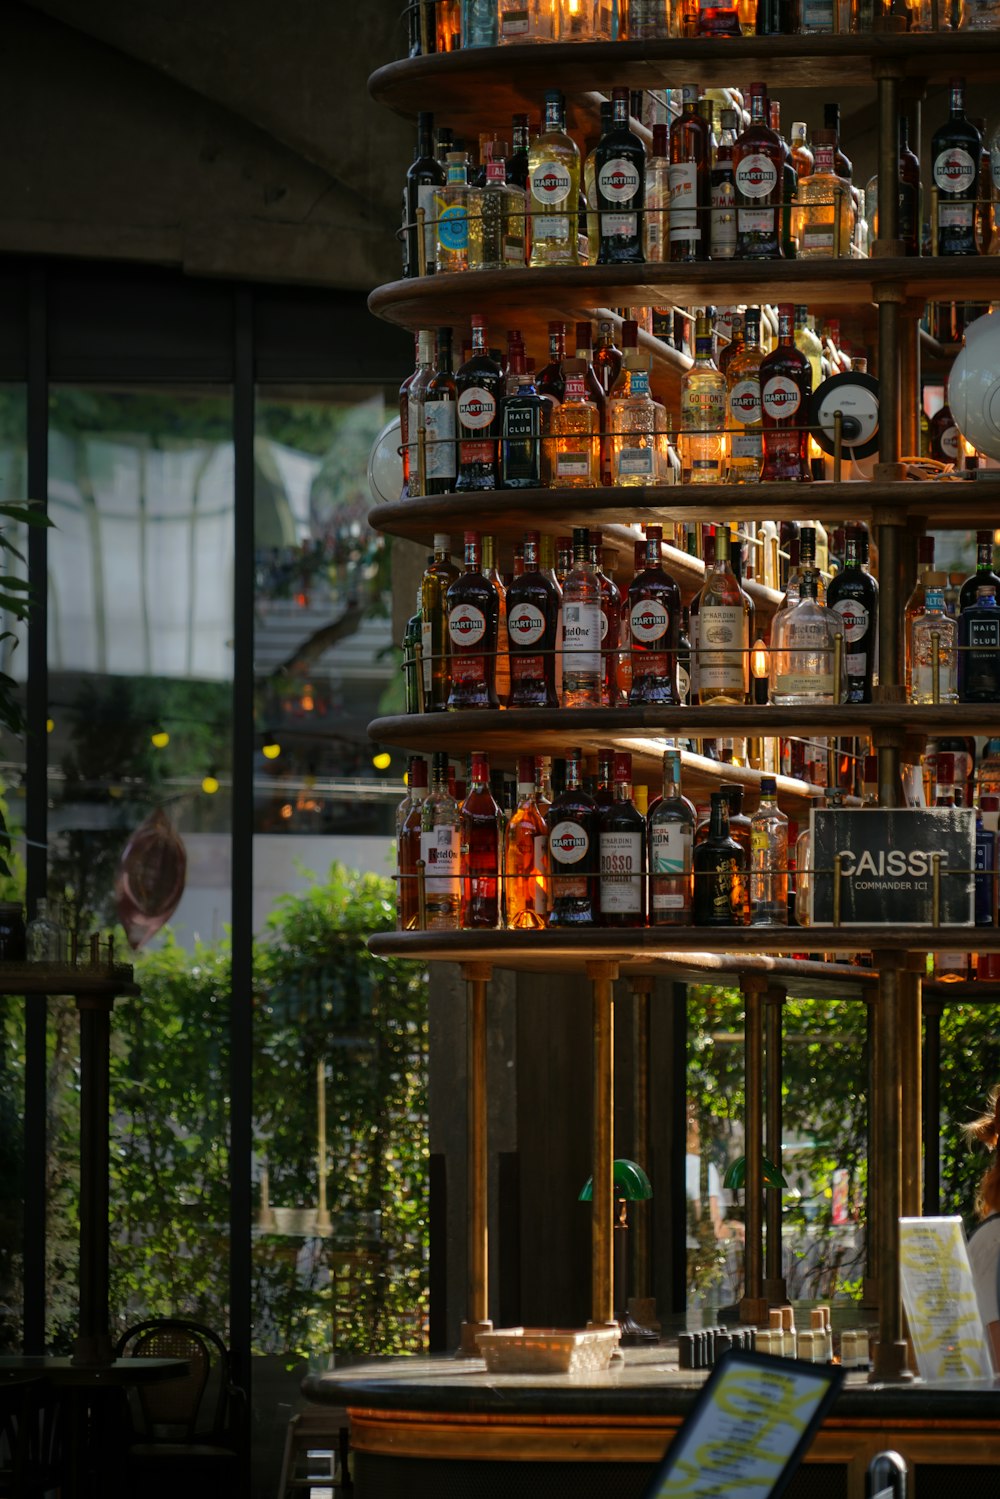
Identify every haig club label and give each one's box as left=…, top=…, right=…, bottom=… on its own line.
left=809, top=807, right=975, bottom=927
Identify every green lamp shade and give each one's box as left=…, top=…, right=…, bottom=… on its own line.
left=723, top=1154, right=787, bottom=1190
left=579, top=1157, right=653, bottom=1203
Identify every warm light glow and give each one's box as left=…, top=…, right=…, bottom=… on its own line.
left=280, top=802, right=294, bottom=819
left=750, top=638, right=769, bottom=679
left=151, top=727, right=170, bottom=749
left=262, top=739, right=281, bottom=760
left=46, top=717, right=54, bottom=734
left=936, top=971, right=965, bottom=984
left=202, top=773, right=220, bottom=795
left=373, top=751, right=392, bottom=771
left=300, top=683, right=316, bottom=713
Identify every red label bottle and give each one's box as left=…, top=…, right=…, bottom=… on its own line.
left=734, top=82, right=784, bottom=260
left=760, top=304, right=812, bottom=482
left=628, top=525, right=682, bottom=705
left=507, top=529, right=561, bottom=708
left=446, top=531, right=500, bottom=708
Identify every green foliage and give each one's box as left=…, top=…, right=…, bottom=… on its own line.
left=937, top=1002, right=1000, bottom=1230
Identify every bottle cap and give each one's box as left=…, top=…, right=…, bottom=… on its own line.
left=621, top=319, right=639, bottom=348
left=589, top=528, right=604, bottom=549
left=983, top=795, right=1000, bottom=810
left=977, top=529, right=993, bottom=544
left=760, top=777, right=777, bottom=794
left=432, top=751, right=449, bottom=776
left=433, top=533, right=451, bottom=552
left=722, top=108, right=738, bottom=130
left=613, top=752, right=632, bottom=781
left=409, top=756, right=428, bottom=787
left=517, top=754, right=535, bottom=787
left=646, top=524, right=663, bottom=541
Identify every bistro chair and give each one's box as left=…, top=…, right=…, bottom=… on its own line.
left=0, top=1371, right=61, bottom=1498
left=114, top=1317, right=245, bottom=1496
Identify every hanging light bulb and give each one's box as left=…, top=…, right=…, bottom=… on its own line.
left=202, top=769, right=220, bottom=795
left=751, top=637, right=770, bottom=705
left=46, top=717, right=54, bottom=734
left=151, top=725, right=170, bottom=749
left=372, top=751, right=392, bottom=771
left=261, top=731, right=281, bottom=760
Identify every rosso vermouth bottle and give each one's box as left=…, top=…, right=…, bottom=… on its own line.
left=826, top=525, right=878, bottom=703
left=628, top=525, right=681, bottom=705
left=547, top=747, right=600, bottom=925
left=460, top=751, right=502, bottom=928
left=760, top=303, right=811, bottom=481
left=446, top=531, right=499, bottom=709
left=456, top=316, right=504, bottom=490
left=598, top=753, right=646, bottom=927
left=506, top=530, right=560, bottom=708
left=734, top=82, right=784, bottom=260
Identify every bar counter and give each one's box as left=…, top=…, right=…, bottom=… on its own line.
left=304, top=1345, right=1000, bottom=1499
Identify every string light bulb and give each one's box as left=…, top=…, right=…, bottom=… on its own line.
left=751, top=637, right=770, bottom=705
left=46, top=717, right=54, bottom=734
left=372, top=751, right=392, bottom=771
left=202, top=769, right=220, bottom=796
left=151, top=725, right=170, bottom=749
left=261, top=732, right=281, bottom=760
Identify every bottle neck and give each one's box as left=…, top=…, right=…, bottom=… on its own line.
left=614, top=777, right=633, bottom=804
left=709, top=801, right=730, bottom=838
left=750, top=91, right=766, bottom=125
left=612, top=93, right=629, bottom=129
left=646, top=533, right=662, bottom=570
left=744, top=320, right=761, bottom=352
left=464, top=539, right=481, bottom=572
left=662, top=757, right=681, bottom=801
left=471, top=323, right=487, bottom=354
left=778, top=312, right=794, bottom=346
left=950, top=83, right=965, bottom=118
left=524, top=537, right=540, bottom=571
left=436, top=337, right=453, bottom=373
left=544, top=100, right=564, bottom=134
left=565, top=758, right=582, bottom=792
left=844, top=538, right=860, bottom=570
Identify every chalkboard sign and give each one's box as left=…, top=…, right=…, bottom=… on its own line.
left=809, top=807, right=975, bottom=927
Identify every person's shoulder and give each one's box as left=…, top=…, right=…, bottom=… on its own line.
left=969, top=1214, right=1000, bottom=1256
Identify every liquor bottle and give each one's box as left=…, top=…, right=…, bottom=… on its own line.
left=677, top=606, right=693, bottom=704
left=547, top=747, right=600, bottom=926
left=480, top=155, right=527, bottom=268
left=461, top=0, right=498, bottom=45
left=505, top=756, right=549, bottom=929
left=629, top=0, right=672, bottom=31
left=421, top=534, right=460, bottom=711
left=551, top=365, right=601, bottom=487
left=482, top=535, right=511, bottom=706
left=593, top=318, right=623, bottom=397
left=734, top=83, right=784, bottom=261
left=726, top=306, right=764, bottom=483
left=769, top=567, right=844, bottom=705
left=584, top=101, right=613, bottom=260
left=904, top=536, right=947, bottom=698
left=398, top=335, right=419, bottom=500
left=589, top=530, right=622, bottom=707
left=928, top=394, right=961, bottom=465
left=528, top=91, right=582, bottom=267
left=910, top=586, right=958, bottom=704
left=436, top=151, right=482, bottom=273
left=507, top=529, right=561, bottom=707
left=760, top=304, right=811, bottom=482
left=693, top=790, right=748, bottom=925
left=800, top=0, right=833, bottom=31
left=669, top=86, right=711, bottom=263
left=931, top=754, right=967, bottom=981
left=537, top=321, right=568, bottom=403
left=403, top=576, right=424, bottom=713
left=708, top=111, right=738, bottom=261
left=719, top=313, right=743, bottom=379
left=756, top=0, right=800, bottom=29
left=423, top=328, right=458, bottom=494
left=645, top=123, right=670, bottom=263
left=648, top=749, right=696, bottom=925
left=561, top=527, right=603, bottom=706
left=693, top=524, right=751, bottom=705
left=507, top=113, right=531, bottom=192
left=406, top=329, right=435, bottom=495
left=397, top=756, right=429, bottom=929
left=404, top=113, right=446, bottom=278
left=932, top=78, right=981, bottom=256
left=421, top=752, right=463, bottom=929
left=593, top=87, right=645, bottom=265
left=789, top=122, right=813, bottom=181
left=793, top=307, right=824, bottom=393
left=461, top=752, right=501, bottom=928
left=695, top=781, right=752, bottom=860
left=456, top=316, right=504, bottom=490
left=559, top=0, right=613, bottom=37
left=687, top=527, right=715, bottom=705
left=446, top=531, right=500, bottom=709
left=823, top=102, right=852, bottom=184
left=826, top=526, right=878, bottom=703
left=628, top=525, right=682, bottom=705
left=750, top=777, right=789, bottom=926
left=898, top=114, right=921, bottom=257
left=793, top=131, right=852, bottom=258
left=680, top=314, right=727, bottom=483
left=501, top=347, right=552, bottom=488
left=499, top=0, right=558, bottom=40
left=609, top=362, right=658, bottom=487
left=572, top=322, right=610, bottom=483
left=599, top=753, right=646, bottom=926
left=976, top=795, right=997, bottom=928
left=959, top=531, right=1000, bottom=612
left=960, top=586, right=1000, bottom=703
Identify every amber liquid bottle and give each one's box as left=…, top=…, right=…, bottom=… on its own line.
left=461, top=751, right=502, bottom=928
left=628, top=525, right=682, bottom=705
left=599, top=753, right=647, bottom=927
left=760, top=303, right=812, bottom=481
left=446, top=531, right=500, bottom=709
left=693, top=790, right=749, bottom=925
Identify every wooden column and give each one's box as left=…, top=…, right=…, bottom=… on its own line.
left=863, top=980, right=880, bottom=1308
left=630, top=976, right=653, bottom=1307
left=923, top=997, right=943, bottom=1217
left=740, top=975, right=768, bottom=1324
left=459, top=961, right=493, bottom=1355
left=763, top=984, right=787, bottom=1305
left=73, top=993, right=115, bottom=1367
left=588, top=960, right=618, bottom=1330
left=899, top=961, right=923, bottom=1220
left=872, top=953, right=913, bottom=1382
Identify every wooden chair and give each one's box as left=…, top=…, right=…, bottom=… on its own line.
left=0, top=1372, right=61, bottom=1499
left=115, top=1318, right=245, bottom=1497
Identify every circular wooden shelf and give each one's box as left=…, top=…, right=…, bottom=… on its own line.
left=370, top=35, right=1000, bottom=129
left=0, top=962, right=137, bottom=998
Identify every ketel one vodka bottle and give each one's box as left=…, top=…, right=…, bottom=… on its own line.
left=420, top=752, right=463, bottom=929
left=460, top=751, right=502, bottom=928
left=593, top=87, right=646, bottom=265
left=734, top=83, right=784, bottom=260
left=599, top=753, right=646, bottom=927
left=693, top=790, right=748, bottom=925
left=528, top=90, right=582, bottom=267
left=760, top=304, right=812, bottom=481
left=648, top=748, right=696, bottom=925
left=445, top=531, right=500, bottom=709
left=507, top=530, right=560, bottom=708
left=561, top=527, right=603, bottom=706
left=932, top=78, right=981, bottom=257
left=546, top=747, right=600, bottom=926
left=456, top=316, right=504, bottom=490
left=628, top=525, right=682, bottom=705
left=692, top=524, right=751, bottom=705
left=826, top=524, right=878, bottom=703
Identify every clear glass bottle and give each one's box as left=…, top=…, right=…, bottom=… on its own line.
left=480, top=155, right=526, bottom=268
left=793, top=306, right=824, bottom=393
left=26, top=898, right=61, bottom=962
left=750, top=777, right=789, bottom=926
left=482, top=535, right=511, bottom=707
left=551, top=367, right=601, bottom=487
left=726, top=306, right=763, bottom=483
left=680, top=314, right=727, bottom=483
left=559, top=0, right=614, bottom=38
left=461, top=0, right=499, bottom=44
left=793, top=130, right=852, bottom=258
left=436, top=151, right=483, bottom=272
left=406, top=329, right=435, bottom=495
left=669, top=84, right=712, bottom=262
left=769, top=568, right=845, bottom=705
left=610, top=362, right=658, bottom=486
left=693, top=525, right=751, bottom=705
left=645, top=122, right=670, bottom=262
left=420, top=534, right=460, bottom=711
left=499, top=0, right=558, bottom=39
left=424, top=328, right=458, bottom=494
left=561, top=527, right=603, bottom=706
left=629, top=0, right=672, bottom=32
left=421, top=751, right=463, bottom=929
left=528, top=90, right=582, bottom=266
left=648, top=748, right=696, bottom=925
left=910, top=586, right=958, bottom=704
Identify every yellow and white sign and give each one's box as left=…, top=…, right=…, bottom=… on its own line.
left=899, top=1216, right=993, bottom=1381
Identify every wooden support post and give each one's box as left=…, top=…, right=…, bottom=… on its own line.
left=459, top=961, right=493, bottom=1355
left=763, top=984, right=787, bottom=1305
left=863, top=980, right=880, bottom=1308
left=587, top=960, right=619, bottom=1331
left=899, top=960, right=923, bottom=1220
left=740, top=975, right=768, bottom=1325
left=871, top=953, right=913, bottom=1382
left=630, top=976, right=653, bottom=1309
left=923, top=997, right=943, bottom=1216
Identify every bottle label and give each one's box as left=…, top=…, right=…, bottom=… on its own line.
left=417, top=182, right=438, bottom=267
left=600, top=609, right=610, bottom=642
left=504, top=403, right=540, bottom=440
left=601, top=210, right=639, bottom=238
left=762, top=375, right=802, bottom=420
left=735, top=153, right=779, bottom=199
left=563, top=602, right=602, bottom=673
left=738, top=207, right=777, bottom=233
left=501, top=7, right=531, bottom=33
left=941, top=425, right=960, bottom=460
left=438, top=203, right=469, bottom=251
left=775, top=671, right=833, bottom=697
left=617, top=444, right=655, bottom=477
left=448, top=602, right=487, bottom=647
left=556, top=449, right=591, bottom=477
left=969, top=618, right=1000, bottom=650
left=698, top=605, right=746, bottom=691
left=710, top=182, right=737, bottom=257
left=420, top=825, right=461, bottom=896
left=508, top=601, right=547, bottom=646
left=732, top=432, right=763, bottom=460
left=598, top=158, right=641, bottom=202
left=729, top=378, right=761, bottom=426
left=420, top=619, right=434, bottom=694
left=534, top=214, right=570, bottom=242
left=600, top=831, right=643, bottom=913
left=530, top=159, right=573, bottom=205
left=939, top=202, right=974, bottom=229
left=631, top=598, right=670, bottom=643
left=646, top=209, right=666, bottom=256
left=934, top=147, right=976, bottom=195
left=677, top=662, right=691, bottom=702
left=651, top=823, right=692, bottom=911
left=802, top=226, right=835, bottom=252
left=832, top=598, right=869, bottom=645
left=459, top=387, right=498, bottom=430
left=669, top=162, right=701, bottom=239
left=550, top=819, right=590, bottom=865
left=424, top=400, right=457, bottom=479
left=682, top=386, right=726, bottom=427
